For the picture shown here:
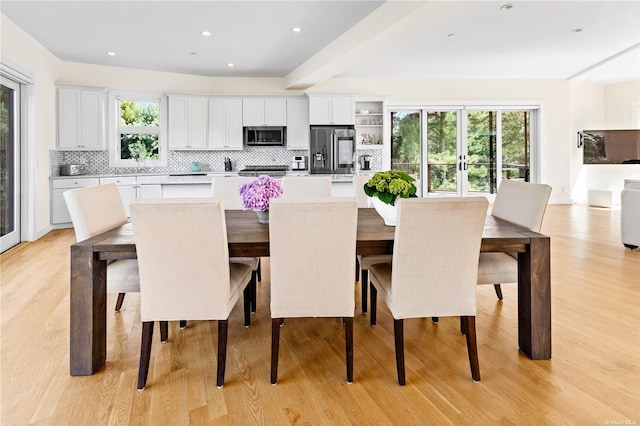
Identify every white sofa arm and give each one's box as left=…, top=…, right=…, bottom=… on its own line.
left=621, top=187, right=640, bottom=249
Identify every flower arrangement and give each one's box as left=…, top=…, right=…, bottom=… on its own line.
left=239, top=175, right=283, bottom=212
left=363, top=170, right=417, bottom=206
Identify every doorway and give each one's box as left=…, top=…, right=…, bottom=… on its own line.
left=391, top=106, right=537, bottom=198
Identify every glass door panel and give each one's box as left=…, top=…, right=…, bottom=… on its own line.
left=501, top=110, right=530, bottom=182
left=426, top=111, right=458, bottom=195
left=391, top=111, right=422, bottom=196
left=467, top=111, right=497, bottom=194
left=1, top=78, right=20, bottom=252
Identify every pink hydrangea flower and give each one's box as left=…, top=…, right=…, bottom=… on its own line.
left=239, top=175, right=283, bottom=211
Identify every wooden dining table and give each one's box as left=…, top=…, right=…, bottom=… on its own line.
left=69, top=208, right=550, bottom=376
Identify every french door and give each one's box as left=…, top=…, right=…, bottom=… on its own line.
left=1, top=77, right=21, bottom=252
left=391, top=107, right=536, bottom=198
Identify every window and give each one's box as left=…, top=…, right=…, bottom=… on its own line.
left=109, top=91, right=166, bottom=168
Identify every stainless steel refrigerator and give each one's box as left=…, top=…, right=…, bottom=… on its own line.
left=309, top=126, right=356, bottom=174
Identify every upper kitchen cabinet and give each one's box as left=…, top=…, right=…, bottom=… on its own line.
left=57, top=85, right=107, bottom=150
left=209, top=98, right=243, bottom=150
left=355, top=98, right=385, bottom=149
left=307, top=94, right=355, bottom=125
left=168, top=94, right=208, bottom=150
left=286, top=97, right=310, bottom=150
left=242, top=97, right=287, bottom=126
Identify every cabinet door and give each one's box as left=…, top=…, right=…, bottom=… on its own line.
left=264, top=98, right=287, bottom=126
left=188, top=97, right=208, bottom=149
left=168, top=96, right=189, bottom=149
left=138, top=184, right=162, bottom=199
left=309, top=96, right=332, bottom=125
left=242, top=98, right=264, bottom=126
left=58, top=89, right=80, bottom=149
left=287, top=98, right=310, bottom=150
left=79, top=91, right=105, bottom=149
left=331, top=97, right=355, bottom=125
left=51, top=178, right=100, bottom=224
left=225, top=99, right=244, bottom=150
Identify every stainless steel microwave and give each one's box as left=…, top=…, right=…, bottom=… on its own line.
left=244, top=126, right=286, bottom=146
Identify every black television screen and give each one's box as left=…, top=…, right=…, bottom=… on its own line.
left=581, top=130, right=640, bottom=164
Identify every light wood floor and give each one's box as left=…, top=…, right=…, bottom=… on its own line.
left=1, top=205, right=639, bottom=425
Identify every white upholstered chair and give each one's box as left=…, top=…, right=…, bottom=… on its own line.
left=269, top=197, right=358, bottom=384
left=477, top=180, right=552, bottom=299
left=212, top=176, right=261, bottom=311
left=130, top=198, right=254, bottom=390
left=368, top=197, right=488, bottom=385
left=63, top=183, right=139, bottom=311
left=354, top=174, right=391, bottom=313
left=281, top=175, right=332, bottom=198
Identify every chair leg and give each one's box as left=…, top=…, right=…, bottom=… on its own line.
left=179, top=320, right=187, bottom=329
left=257, top=258, right=262, bottom=283
left=137, top=321, right=154, bottom=390
left=432, top=317, right=439, bottom=323
left=250, top=271, right=257, bottom=314
left=159, top=321, right=168, bottom=343
left=355, top=257, right=359, bottom=281
left=270, top=318, right=281, bottom=385
left=216, top=320, right=228, bottom=387
left=243, top=284, right=252, bottom=328
left=494, top=284, right=503, bottom=300
left=115, top=293, right=126, bottom=311
left=369, top=283, right=377, bottom=326
left=345, top=317, right=354, bottom=384
left=460, top=317, right=468, bottom=334
left=361, top=269, right=368, bottom=314
left=463, top=316, right=481, bottom=382
left=394, top=319, right=406, bottom=385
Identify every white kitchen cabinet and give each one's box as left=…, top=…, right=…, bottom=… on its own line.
left=308, top=95, right=355, bottom=125
left=209, top=98, right=243, bottom=150
left=51, top=177, right=100, bottom=224
left=355, top=99, right=385, bottom=149
left=162, top=184, right=212, bottom=198
left=57, top=85, right=106, bottom=150
left=242, top=98, right=286, bottom=126
left=286, top=98, right=310, bottom=150
left=168, top=95, right=208, bottom=150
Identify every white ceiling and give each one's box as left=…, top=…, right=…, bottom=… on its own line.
left=2, top=1, right=639, bottom=88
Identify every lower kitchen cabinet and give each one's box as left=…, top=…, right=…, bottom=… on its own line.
left=162, top=183, right=212, bottom=198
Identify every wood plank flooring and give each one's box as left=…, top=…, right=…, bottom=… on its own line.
left=1, top=205, right=639, bottom=425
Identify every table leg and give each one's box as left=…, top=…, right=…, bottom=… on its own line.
left=70, top=244, right=107, bottom=375
left=517, top=234, right=551, bottom=360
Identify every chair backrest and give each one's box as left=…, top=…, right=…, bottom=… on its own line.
left=491, top=180, right=552, bottom=232
left=63, top=183, right=128, bottom=242
left=355, top=175, right=372, bottom=208
left=129, top=198, right=232, bottom=321
left=211, top=176, right=256, bottom=210
left=269, top=197, right=358, bottom=318
left=281, top=176, right=332, bottom=198
left=391, top=197, right=488, bottom=319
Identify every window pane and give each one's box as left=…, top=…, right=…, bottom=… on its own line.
left=120, top=100, right=159, bottom=127
left=426, top=111, right=458, bottom=194
left=120, top=134, right=159, bottom=160
left=467, top=111, right=497, bottom=193
left=501, top=111, right=530, bottom=181
left=391, top=111, right=421, bottom=196
left=1, top=84, right=16, bottom=236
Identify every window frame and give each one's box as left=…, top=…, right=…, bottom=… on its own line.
left=108, top=90, right=167, bottom=168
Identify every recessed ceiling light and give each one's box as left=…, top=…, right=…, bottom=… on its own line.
left=201, top=31, right=211, bottom=37
left=227, top=63, right=234, bottom=68
left=571, top=28, right=583, bottom=33
left=500, top=3, right=513, bottom=10
left=292, top=27, right=302, bottom=33
left=190, top=52, right=198, bottom=56
left=106, top=51, right=116, bottom=56
left=447, top=33, right=455, bottom=38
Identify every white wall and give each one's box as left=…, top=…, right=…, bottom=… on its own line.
left=1, top=15, right=62, bottom=236
left=605, top=80, right=640, bottom=128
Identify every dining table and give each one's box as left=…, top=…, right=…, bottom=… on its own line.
left=69, top=208, right=550, bottom=376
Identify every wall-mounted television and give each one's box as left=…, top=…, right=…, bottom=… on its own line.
left=580, top=130, right=640, bottom=164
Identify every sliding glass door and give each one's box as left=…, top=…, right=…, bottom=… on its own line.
left=1, top=77, right=20, bottom=252
left=391, top=106, right=535, bottom=197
